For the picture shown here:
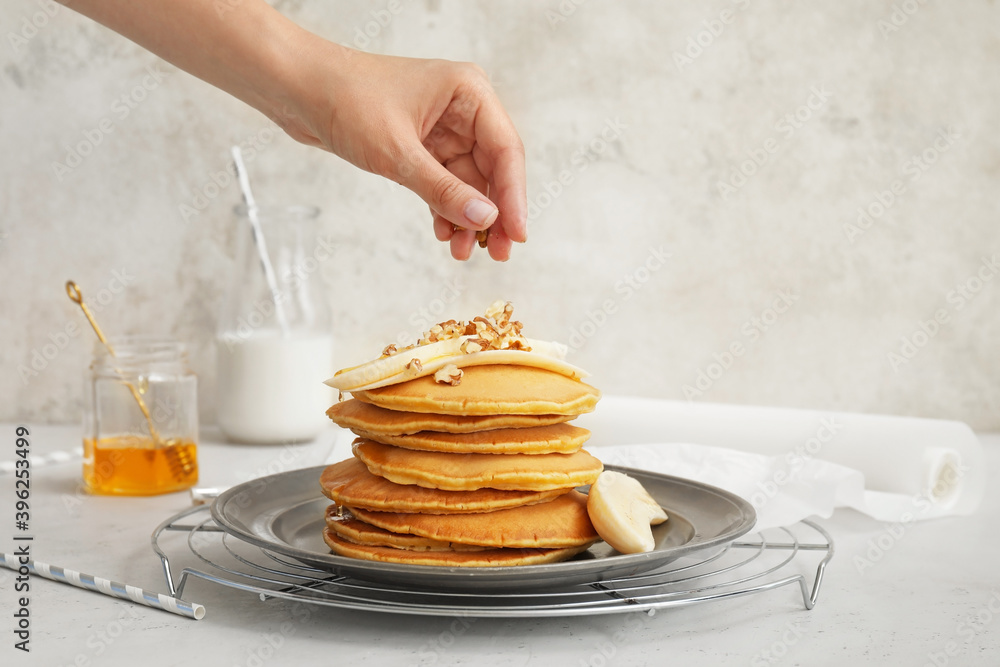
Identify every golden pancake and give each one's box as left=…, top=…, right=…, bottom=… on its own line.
left=323, top=529, right=592, bottom=567
left=351, top=365, right=601, bottom=416
left=348, top=490, right=599, bottom=548
left=326, top=399, right=574, bottom=436
left=319, top=458, right=568, bottom=513
left=324, top=505, right=487, bottom=551
left=353, top=439, right=603, bottom=492
left=351, top=422, right=589, bottom=455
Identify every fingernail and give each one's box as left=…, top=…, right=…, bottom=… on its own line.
left=463, top=199, right=499, bottom=229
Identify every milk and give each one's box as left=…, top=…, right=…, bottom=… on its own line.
left=216, top=333, right=334, bottom=444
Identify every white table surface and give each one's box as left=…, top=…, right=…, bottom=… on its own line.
left=1, top=419, right=997, bottom=667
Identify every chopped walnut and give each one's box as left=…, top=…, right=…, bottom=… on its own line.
left=460, top=338, right=487, bottom=354
left=416, top=318, right=467, bottom=345
left=434, top=364, right=464, bottom=386
left=484, top=300, right=504, bottom=319
left=387, top=301, right=531, bottom=355
left=480, top=331, right=499, bottom=349
left=405, top=358, right=423, bottom=372
left=381, top=342, right=415, bottom=357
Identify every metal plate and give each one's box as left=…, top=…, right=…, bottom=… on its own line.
left=210, top=464, right=756, bottom=591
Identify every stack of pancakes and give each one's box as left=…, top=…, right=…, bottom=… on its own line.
left=321, top=363, right=604, bottom=567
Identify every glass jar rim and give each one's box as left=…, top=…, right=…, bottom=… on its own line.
left=92, top=336, right=188, bottom=372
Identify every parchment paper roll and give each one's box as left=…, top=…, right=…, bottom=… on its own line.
left=576, top=396, right=984, bottom=520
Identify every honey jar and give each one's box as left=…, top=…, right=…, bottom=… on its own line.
left=83, top=336, right=199, bottom=495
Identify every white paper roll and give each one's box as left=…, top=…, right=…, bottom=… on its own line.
left=576, top=396, right=985, bottom=519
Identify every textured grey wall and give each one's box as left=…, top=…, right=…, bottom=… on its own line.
left=2, top=1, right=998, bottom=429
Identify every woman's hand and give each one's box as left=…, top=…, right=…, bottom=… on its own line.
left=277, top=45, right=527, bottom=261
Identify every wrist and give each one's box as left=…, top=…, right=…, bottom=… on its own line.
left=257, top=24, right=354, bottom=148
left=235, top=8, right=314, bottom=126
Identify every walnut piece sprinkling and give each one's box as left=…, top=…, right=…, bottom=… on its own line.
left=434, top=364, right=464, bottom=386
left=405, top=358, right=423, bottom=372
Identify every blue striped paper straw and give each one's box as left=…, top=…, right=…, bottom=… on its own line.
left=0, top=552, right=205, bottom=620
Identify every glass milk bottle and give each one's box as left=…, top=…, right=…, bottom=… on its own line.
left=216, top=204, right=335, bottom=444
left=84, top=337, right=199, bottom=495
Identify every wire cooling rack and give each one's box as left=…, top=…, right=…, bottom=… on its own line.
left=150, top=505, right=834, bottom=618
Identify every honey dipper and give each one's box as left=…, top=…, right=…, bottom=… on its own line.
left=66, top=281, right=196, bottom=481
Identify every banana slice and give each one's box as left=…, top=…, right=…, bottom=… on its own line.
left=587, top=471, right=668, bottom=554
left=325, top=338, right=588, bottom=392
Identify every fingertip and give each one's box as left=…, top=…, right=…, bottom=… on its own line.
left=487, top=226, right=513, bottom=261
left=487, top=169, right=527, bottom=243
left=433, top=214, right=454, bottom=241
left=503, top=211, right=528, bottom=244
left=450, top=228, right=476, bottom=261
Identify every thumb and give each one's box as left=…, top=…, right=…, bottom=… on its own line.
left=399, top=146, right=498, bottom=230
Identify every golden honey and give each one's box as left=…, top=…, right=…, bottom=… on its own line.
left=83, top=337, right=199, bottom=496
left=84, top=436, right=198, bottom=496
